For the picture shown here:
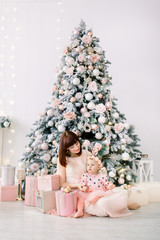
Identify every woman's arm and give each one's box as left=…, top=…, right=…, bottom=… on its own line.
left=56, top=159, right=80, bottom=189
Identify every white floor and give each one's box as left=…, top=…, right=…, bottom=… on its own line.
left=0, top=202, right=160, bottom=240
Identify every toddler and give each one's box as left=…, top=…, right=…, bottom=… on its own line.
left=74, top=155, right=115, bottom=218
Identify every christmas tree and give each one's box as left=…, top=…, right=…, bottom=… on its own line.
left=20, top=20, right=141, bottom=186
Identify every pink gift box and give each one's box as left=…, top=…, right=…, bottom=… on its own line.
left=55, top=190, right=78, bottom=217
left=25, top=176, right=37, bottom=207
left=0, top=185, right=17, bottom=202
left=37, top=174, right=60, bottom=191
left=36, top=190, right=56, bottom=213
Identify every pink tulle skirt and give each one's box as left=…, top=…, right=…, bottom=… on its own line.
left=80, top=190, right=133, bottom=218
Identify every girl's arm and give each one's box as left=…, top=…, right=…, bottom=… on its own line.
left=56, top=159, right=80, bottom=189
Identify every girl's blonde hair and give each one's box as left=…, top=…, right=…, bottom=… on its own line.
left=87, top=155, right=102, bottom=169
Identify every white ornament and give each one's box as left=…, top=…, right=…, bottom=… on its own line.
left=47, top=109, right=54, bottom=117
left=105, top=125, right=111, bottom=132
left=18, top=161, right=26, bottom=169
left=112, top=112, right=119, bottom=119
left=58, top=125, right=65, bottom=132
left=41, top=143, right=49, bottom=150
left=73, top=78, right=80, bottom=85
left=94, top=47, right=103, bottom=54
left=126, top=174, right=132, bottom=181
left=122, top=152, right=130, bottom=161
left=41, top=168, right=48, bottom=175
left=48, top=120, right=53, bottom=127
left=35, top=130, right=40, bottom=136
left=85, top=93, right=93, bottom=101
left=86, top=77, right=92, bottom=83
left=52, top=157, right=58, bottom=164
left=109, top=171, right=116, bottom=178
left=3, top=121, right=9, bottom=127
left=121, top=138, right=127, bottom=144
left=31, top=141, right=37, bottom=147
left=87, top=102, right=95, bottom=110
left=118, top=178, right=125, bottom=185
left=26, top=147, right=32, bottom=153
left=98, top=116, right=106, bottom=124
left=124, top=123, right=130, bottom=129
left=95, top=132, right=102, bottom=139
left=64, top=90, right=70, bottom=96
left=93, top=69, right=100, bottom=76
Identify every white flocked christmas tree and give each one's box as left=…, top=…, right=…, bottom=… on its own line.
left=20, top=20, right=141, bottom=186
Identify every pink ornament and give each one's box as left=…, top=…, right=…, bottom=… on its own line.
left=47, top=109, right=54, bottom=117
left=78, top=54, right=85, bottom=62
left=84, top=112, right=90, bottom=118
left=63, top=112, right=76, bottom=120
left=91, top=124, right=98, bottom=130
left=98, top=93, right=103, bottom=99
left=70, top=97, right=76, bottom=103
left=53, top=85, right=58, bottom=92
left=114, top=123, right=124, bottom=133
left=76, top=46, right=82, bottom=53
left=66, top=66, right=74, bottom=76
left=105, top=101, right=112, bottom=110
left=83, top=140, right=91, bottom=147
left=59, top=105, right=64, bottom=111
left=52, top=99, right=61, bottom=108
left=95, top=103, right=106, bottom=113
left=88, top=81, right=98, bottom=92
left=44, top=153, right=51, bottom=162
left=102, top=78, right=108, bottom=84
left=80, top=107, right=87, bottom=114
left=26, top=147, right=32, bottom=153
left=118, top=178, right=125, bottom=185
left=88, top=31, right=93, bottom=37
left=39, top=110, right=46, bottom=117
left=63, top=46, right=69, bottom=55
left=77, top=66, right=85, bottom=73
left=90, top=54, right=101, bottom=63
left=52, top=140, right=56, bottom=145
left=92, top=142, right=102, bottom=155
left=88, top=65, right=93, bottom=71
left=59, top=89, right=64, bottom=95
left=41, top=143, right=49, bottom=151
left=82, top=35, right=92, bottom=44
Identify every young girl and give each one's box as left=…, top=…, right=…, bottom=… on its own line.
left=57, top=131, right=140, bottom=216
left=74, top=155, right=133, bottom=218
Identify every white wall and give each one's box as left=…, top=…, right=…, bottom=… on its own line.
left=1, top=0, right=160, bottom=181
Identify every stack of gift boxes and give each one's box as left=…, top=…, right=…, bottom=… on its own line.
left=25, top=174, right=78, bottom=216
left=0, top=165, right=17, bottom=202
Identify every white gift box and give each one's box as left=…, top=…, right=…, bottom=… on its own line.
left=1, top=165, right=16, bottom=186
left=36, top=190, right=56, bottom=213
left=113, top=186, right=149, bottom=206
left=133, top=182, right=160, bottom=203
left=127, top=187, right=149, bottom=206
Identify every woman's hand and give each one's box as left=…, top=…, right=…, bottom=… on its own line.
left=79, top=184, right=88, bottom=192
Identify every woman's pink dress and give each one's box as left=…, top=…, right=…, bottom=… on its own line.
left=66, top=150, right=132, bottom=218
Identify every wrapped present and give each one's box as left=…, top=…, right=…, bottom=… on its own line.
left=37, top=174, right=60, bottom=191
left=55, top=190, right=78, bottom=217
left=113, top=185, right=149, bottom=206
left=133, top=182, right=160, bottom=203
left=36, top=190, right=56, bottom=213
left=127, top=187, right=149, bottom=206
left=25, top=176, right=37, bottom=207
left=0, top=185, right=17, bottom=201
left=1, top=165, right=16, bottom=186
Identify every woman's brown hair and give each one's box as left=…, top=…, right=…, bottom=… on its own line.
left=59, top=131, right=82, bottom=167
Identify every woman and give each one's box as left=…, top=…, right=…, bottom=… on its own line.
left=57, top=131, right=140, bottom=216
